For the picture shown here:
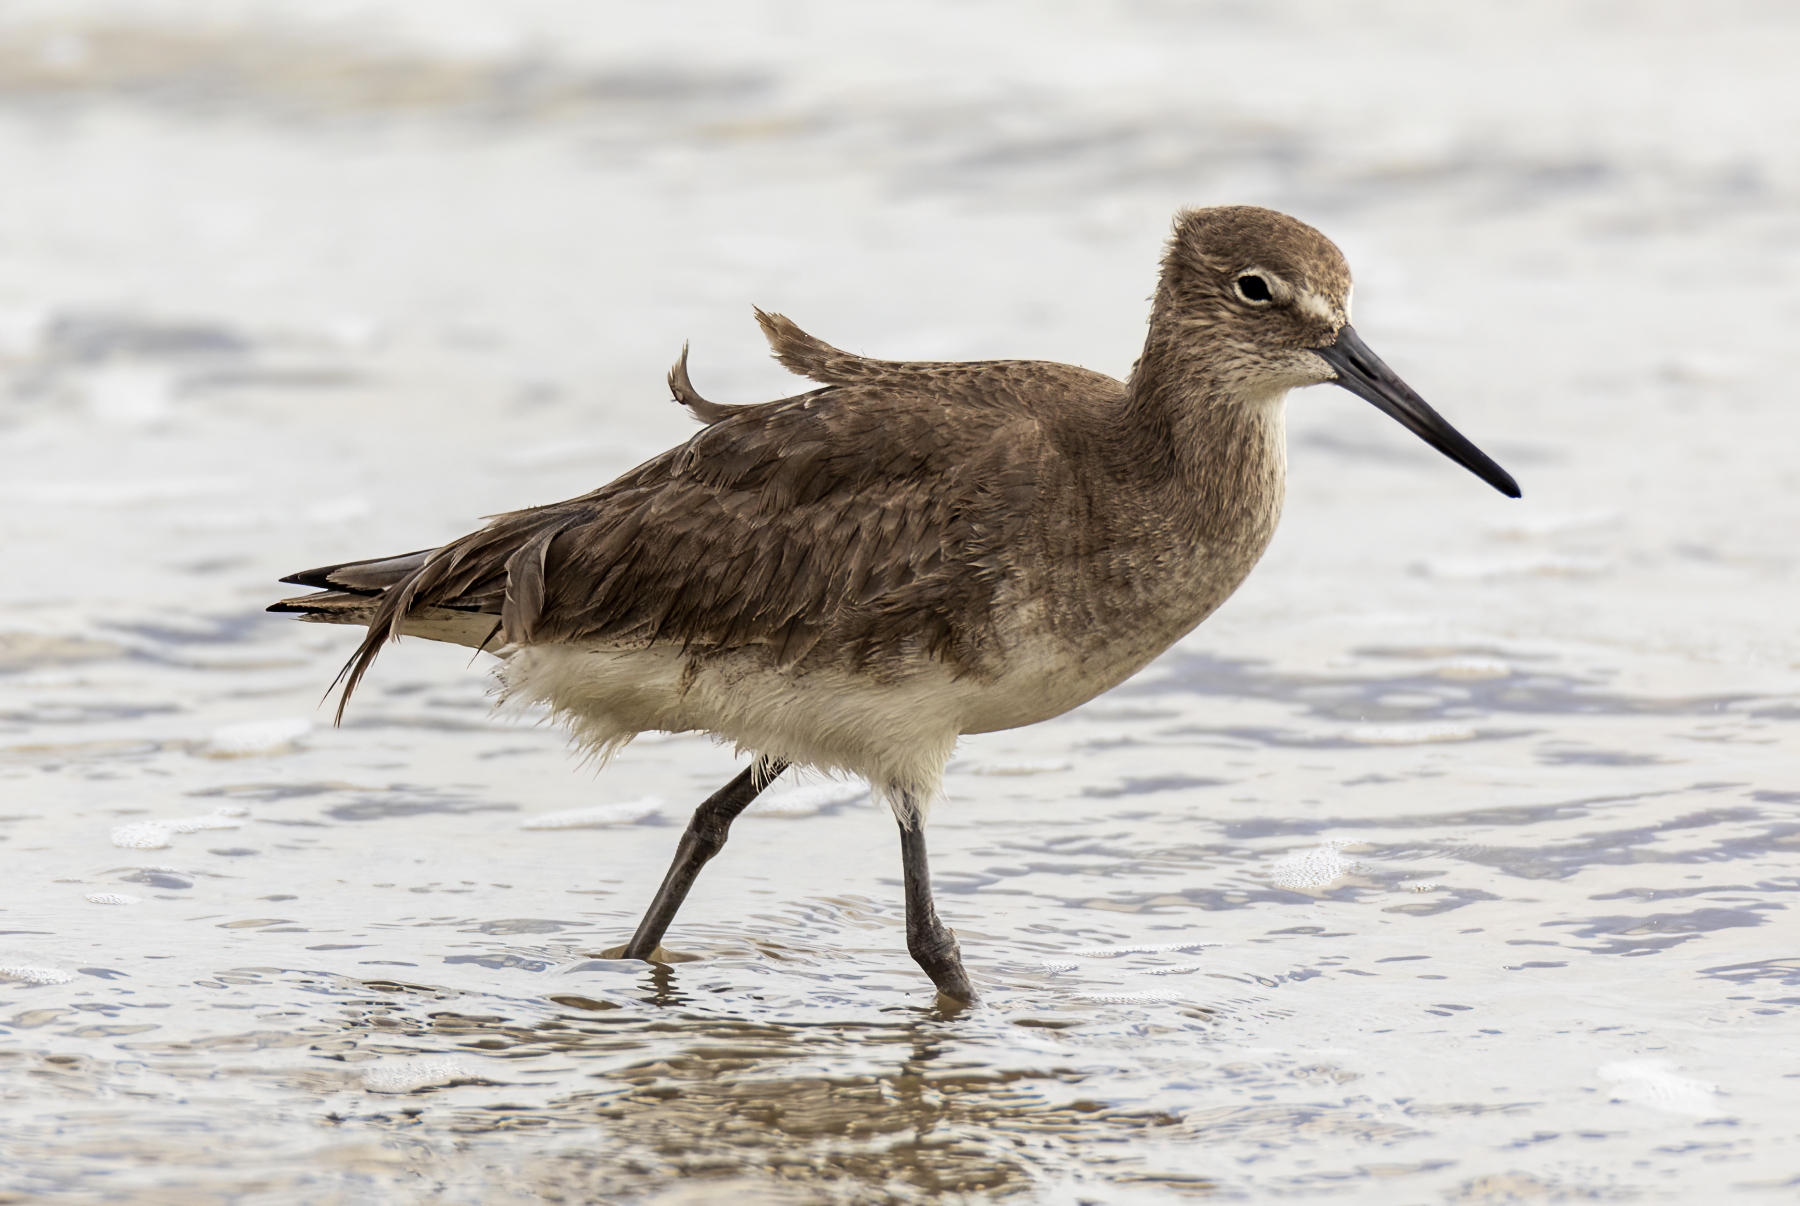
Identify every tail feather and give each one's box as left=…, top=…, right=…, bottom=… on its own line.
left=270, top=591, right=497, bottom=646
left=270, top=548, right=503, bottom=723
left=279, top=549, right=434, bottom=591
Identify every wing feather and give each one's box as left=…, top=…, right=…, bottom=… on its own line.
left=272, top=319, right=1127, bottom=718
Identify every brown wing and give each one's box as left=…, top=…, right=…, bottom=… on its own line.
left=295, top=318, right=1066, bottom=718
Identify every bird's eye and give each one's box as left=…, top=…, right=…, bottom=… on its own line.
left=1235, top=274, right=1273, bottom=304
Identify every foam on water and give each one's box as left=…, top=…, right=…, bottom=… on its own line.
left=1071, top=942, right=1219, bottom=958
left=1075, top=989, right=1185, bottom=1003
left=520, top=797, right=663, bottom=829
left=1345, top=722, right=1477, bottom=744
left=745, top=779, right=869, bottom=817
left=110, top=806, right=248, bottom=849
left=1435, top=657, right=1512, bottom=680
left=965, top=758, right=1074, bottom=776
left=0, top=965, right=74, bottom=985
left=1489, top=509, right=1622, bottom=539
left=1599, top=1061, right=1726, bottom=1119
left=203, top=718, right=313, bottom=756
left=1269, top=841, right=1361, bottom=891
left=361, top=1060, right=474, bottom=1094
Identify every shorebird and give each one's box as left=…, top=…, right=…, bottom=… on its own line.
left=271, top=205, right=1517, bottom=1004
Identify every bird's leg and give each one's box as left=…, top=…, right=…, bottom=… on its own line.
left=614, top=759, right=787, bottom=961
left=898, top=813, right=977, bottom=1004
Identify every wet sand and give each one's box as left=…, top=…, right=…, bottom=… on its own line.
left=2, top=3, right=1799, bottom=1201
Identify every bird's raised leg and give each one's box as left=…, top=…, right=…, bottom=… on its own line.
left=612, top=759, right=787, bottom=961
left=898, top=812, right=977, bottom=1003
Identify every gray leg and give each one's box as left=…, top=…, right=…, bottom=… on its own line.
left=616, top=759, right=787, bottom=961
left=898, top=816, right=976, bottom=1003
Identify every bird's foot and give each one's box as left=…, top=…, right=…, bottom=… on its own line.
left=930, top=971, right=977, bottom=1008
left=911, top=929, right=977, bottom=1005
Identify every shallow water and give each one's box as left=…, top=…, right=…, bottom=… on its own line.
left=3, top=3, right=1799, bottom=1202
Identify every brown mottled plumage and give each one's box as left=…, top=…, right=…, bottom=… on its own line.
left=271, top=206, right=1518, bottom=1003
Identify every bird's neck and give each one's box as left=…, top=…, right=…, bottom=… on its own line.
left=1119, top=323, right=1289, bottom=552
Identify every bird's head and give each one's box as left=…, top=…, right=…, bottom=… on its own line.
left=1154, top=205, right=1519, bottom=498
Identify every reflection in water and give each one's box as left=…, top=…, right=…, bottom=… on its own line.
left=67, top=970, right=1207, bottom=1202
left=522, top=1033, right=1188, bottom=1200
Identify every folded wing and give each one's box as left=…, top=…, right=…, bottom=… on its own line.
left=272, top=317, right=1055, bottom=719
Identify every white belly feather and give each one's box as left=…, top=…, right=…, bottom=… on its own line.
left=500, top=643, right=970, bottom=819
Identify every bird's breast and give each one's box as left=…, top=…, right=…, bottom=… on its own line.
left=961, top=436, right=1286, bottom=735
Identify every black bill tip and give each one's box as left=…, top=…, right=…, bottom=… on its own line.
left=1316, top=325, right=1521, bottom=499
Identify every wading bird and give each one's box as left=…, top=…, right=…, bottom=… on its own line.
left=271, top=206, right=1518, bottom=1004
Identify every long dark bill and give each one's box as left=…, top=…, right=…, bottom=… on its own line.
left=1315, top=325, right=1521, bottom=498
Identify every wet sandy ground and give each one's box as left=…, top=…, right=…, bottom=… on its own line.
left=3, top=3, right=1799, bottom=1202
